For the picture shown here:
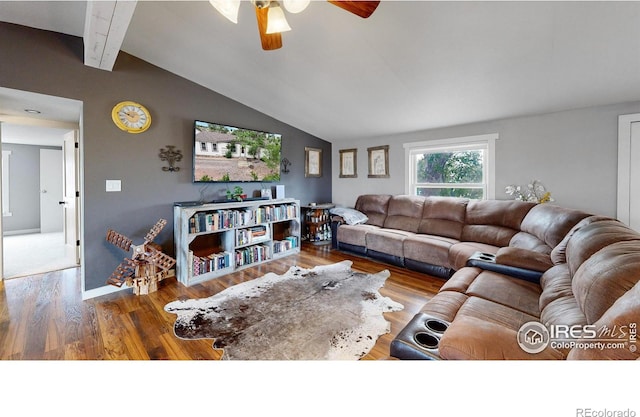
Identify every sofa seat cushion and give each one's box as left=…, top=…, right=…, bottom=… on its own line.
left=403, top=234, right=459, bottom=269
left=440, top=267, right=542, bottom=317
left=448, top=242, right=500, bottom=270
left=458, top=295, right=540, bottom=330
left=438, top=315, right=565, bottom=360
left=365, top=229, right=416, bottom=258
left=419, top=291, right=469, bottom=323
left=540, top=295, right=587, bottom=329
left=336, top=224, right=381, bottom=247
left=465, top=271, right=542, bottom=317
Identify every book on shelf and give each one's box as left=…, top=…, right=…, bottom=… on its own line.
left=189, top=250, right=232, bottom=276
left=235, top=244, right=270, bottom=267
left=189, top=203, right=298, bottom=234
left=273, top=236, right=299, bottom=254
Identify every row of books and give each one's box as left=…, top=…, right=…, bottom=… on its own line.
left=235, top=245, right=270, bottom=267
left=236, top=225, right=268, bottom=246
left=188, top=250, right=232, bottom=277
left=189, top=204, right=299, bottom=234
left=273, top=236, right=299, bottom=254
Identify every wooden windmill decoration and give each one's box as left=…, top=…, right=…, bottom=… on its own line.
left=106, top=219, right=176, bottom=295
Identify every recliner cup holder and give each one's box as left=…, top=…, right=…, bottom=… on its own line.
left=391, top=312, right=451, bottom=359
left=414, top=332, right=440, bottom=350
left=424, top=318, right=448, bottom=333
left=478, top=252, right=496, bottom=261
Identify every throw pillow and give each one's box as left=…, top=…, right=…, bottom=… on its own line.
left=330, top=207, right=368, bottom=225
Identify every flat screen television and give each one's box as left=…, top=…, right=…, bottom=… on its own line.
left=193, top=120, right=282, bottom=183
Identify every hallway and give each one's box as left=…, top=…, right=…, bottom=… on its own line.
left=2, top=232, right=77, bottom=279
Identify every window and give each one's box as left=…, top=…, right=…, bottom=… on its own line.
left=200, top=142, right=207, bottom=151
left=404, top=133, right=497, bottom=200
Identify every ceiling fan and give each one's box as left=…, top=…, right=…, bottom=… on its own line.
left=210, top=0, right=381, bottom=50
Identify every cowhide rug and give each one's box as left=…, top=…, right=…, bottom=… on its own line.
left=164, top=260, right=403, bottom=360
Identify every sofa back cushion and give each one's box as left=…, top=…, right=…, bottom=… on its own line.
left=418, top=197, right=468, bottom=239
left=354, top=194, right=392, bottom=227
left=565, top=220, right=640, bottom=276
left=550, top=215, right=613, bottom=264
left=510, top=204, right=591, bottom=254
left=572, top=240, right=640, bottom=324
left=383, top=195, right=425, bottom=232
left=461, top=200, right=535, bottom=247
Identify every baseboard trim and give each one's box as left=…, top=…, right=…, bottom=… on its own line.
left=82, top=283, right=129, bottom=300
left=3, top=228, right=41, bottom=236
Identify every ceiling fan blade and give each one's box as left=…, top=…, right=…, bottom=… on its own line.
left=255, top=5, right=283, bottom=50
left=327, top=1, right=380, bottom=18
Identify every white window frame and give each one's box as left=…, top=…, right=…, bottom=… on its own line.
left=404, top=133, right=498, bottom=200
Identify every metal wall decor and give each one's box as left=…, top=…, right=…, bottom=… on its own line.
left=281, top=157, right=291, bottom=174
left=159, top=145, right=183, bottom=172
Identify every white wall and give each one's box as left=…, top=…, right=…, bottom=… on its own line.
left=332, top=100, right=640, bottom=217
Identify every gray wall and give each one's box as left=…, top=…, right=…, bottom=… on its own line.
left=0, top=22, right=332, bottom=291
left=1, top=143, right=62, bottom=233
left=332, top=101, right=640, bottom=217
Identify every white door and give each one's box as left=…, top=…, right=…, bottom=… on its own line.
left=40, top=148, right=64, bottom=233
left=618, top=114, right=640, bottom=232
left=63, top=130, right=80, bottom=263
left=630, top=122, right=640, bottom=231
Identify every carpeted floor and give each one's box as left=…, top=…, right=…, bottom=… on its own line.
left=2, top=232, right=78, bottom=278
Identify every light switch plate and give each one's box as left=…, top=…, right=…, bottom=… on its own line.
left=106, top=180, right=121, bottom=192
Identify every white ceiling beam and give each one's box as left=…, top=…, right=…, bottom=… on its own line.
left=83, top=0, right=138, bottom=71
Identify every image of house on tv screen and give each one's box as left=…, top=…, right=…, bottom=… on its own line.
left=194, top=120, right=282, bottom=183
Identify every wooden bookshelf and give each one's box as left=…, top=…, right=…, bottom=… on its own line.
left=174, top=198, right=300, bottom=286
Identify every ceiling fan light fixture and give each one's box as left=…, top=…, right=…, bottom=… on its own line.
left=266, top=2, right=292, bottom=34
left=209, top=0, right=241, bottom=24
left=283, top=0, right=310, bottom=14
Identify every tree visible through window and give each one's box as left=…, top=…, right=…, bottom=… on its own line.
left=405, top=134, right=497, bottom=200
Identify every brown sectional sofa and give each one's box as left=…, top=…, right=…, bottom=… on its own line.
left=332, top=194, right=640, bottom=360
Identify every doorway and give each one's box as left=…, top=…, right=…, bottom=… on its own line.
left=1, top=124, right=80, bottom=279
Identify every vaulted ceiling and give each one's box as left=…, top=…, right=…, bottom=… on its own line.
left=2, top=1, right=640, bottom=142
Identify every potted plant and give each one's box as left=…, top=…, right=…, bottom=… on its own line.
left=226, top=185, right=245, bottom=202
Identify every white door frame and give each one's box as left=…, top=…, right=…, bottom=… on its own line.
left=617, top=113, right=640, bottom=226
left=0, top=115, right=82, bottom=281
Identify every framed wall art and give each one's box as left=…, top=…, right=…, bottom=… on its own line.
left=367, top=145, right=389, bottom=178
left=339, top=148, right=357, bottom=178
left=305, top=147, right=322, bottom=177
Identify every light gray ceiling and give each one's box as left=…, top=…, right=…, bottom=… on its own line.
left=2, top=1, right=640, bottom=143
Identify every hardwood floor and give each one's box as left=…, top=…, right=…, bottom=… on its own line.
left=0, top=243, right=444, bottom=360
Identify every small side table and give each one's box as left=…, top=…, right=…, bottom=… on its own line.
left=301, top=203, right=335, bottom=245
